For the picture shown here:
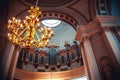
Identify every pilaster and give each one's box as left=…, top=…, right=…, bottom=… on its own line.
left=0, top=21, right=14, bottom=80
left=96, top=16, right=120, bottom=64
left=103, top=27, right=120, bottom=64
left=0, top=42, right=15, bottom=80
left=75, top=15, right=120, bottom=80
left=7, top=46, right=20, bottom=80
left=82, top=35, right=101, bottom=80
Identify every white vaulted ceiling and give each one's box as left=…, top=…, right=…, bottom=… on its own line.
left=40, top=19, right=76, bottom=50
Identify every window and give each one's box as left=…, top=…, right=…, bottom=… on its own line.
left=41, top=19, right=61, bottom=27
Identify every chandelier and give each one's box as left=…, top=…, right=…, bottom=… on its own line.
left=7, top=3, right=54, bottom=48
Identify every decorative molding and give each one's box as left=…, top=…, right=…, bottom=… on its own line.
left=86, top=20, right=100, bottom=36
left=75, top=18, right=101, bottom=42
left=20, top=0, right=75, bottom=7
left=99, top=26, right=120, bottom=33
left=82, top=34, right=90, bottom=42
left=17, top=0, right=83, bottom=26
left=95, top=15, right=120, bottom=27
left=16, top=10, right=79, bottom=30
left=67, top=0, right=93, bottom=23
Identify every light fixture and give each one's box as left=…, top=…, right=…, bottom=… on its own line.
left=41, top=19, right=61, bottom=27
left=7, top=0, right=54, bottom=48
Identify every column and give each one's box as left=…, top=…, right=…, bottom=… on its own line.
left=111, top=27, right=120, bottom=43
left=83, top=36, right=101, bottom=80
left=117, top=27, right=120, bottom=36
left=0, top=42, right=15, bottom=80
left=103, top=27, right=120, bottom=64
left=7, top=46, right=20, bottom=80
left=80, top=43, right=91, bottom=80
left=0, top=22, right=8, bottom=63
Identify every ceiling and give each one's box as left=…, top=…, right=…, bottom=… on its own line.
left=7, top=0, right=95, bottom=50
left=26, top=0, right=74, bottom=7
left=17, top=0, right=95, bottom=25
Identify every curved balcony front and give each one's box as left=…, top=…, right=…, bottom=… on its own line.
left=15, top=65, right=85, bottom=80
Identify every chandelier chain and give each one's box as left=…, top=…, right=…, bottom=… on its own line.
left=36, top=0, right=39, bottom=7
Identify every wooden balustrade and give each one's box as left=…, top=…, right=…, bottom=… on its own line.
left=17, top=44, right=83, bottom=71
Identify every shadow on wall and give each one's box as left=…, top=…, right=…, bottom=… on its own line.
left=117, top=19, right=120, bottom=25
left=111, top=0, right=120, bottom=16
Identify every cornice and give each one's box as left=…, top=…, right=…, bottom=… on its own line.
left=94, top=15, right=120, bottom=27
left=16, top=10, right=78, bottom=31
left=75, top=18, right=100, bottom=41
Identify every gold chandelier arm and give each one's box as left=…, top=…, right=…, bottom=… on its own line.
left=7, top=6, right=54, bottom=48
left=34, top=29, right=40, bottom=40
left=13, top=28, right=19, bottom=35
left=36, top=0, right=39, bottom=7
left=18, top=28, right=26, bottom=37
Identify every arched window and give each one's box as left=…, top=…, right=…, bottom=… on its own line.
left=41, top=19, right=61, bottom=27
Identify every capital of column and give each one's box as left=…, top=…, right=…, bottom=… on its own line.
left=82, top=34, right=90, bottom=42
left=80, top=41, right=84, bottom=50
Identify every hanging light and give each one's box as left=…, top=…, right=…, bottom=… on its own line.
left=7, top=0, right=54, bottom=48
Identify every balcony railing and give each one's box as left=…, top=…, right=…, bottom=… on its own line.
left=17, top=42, right=83, bottom=72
